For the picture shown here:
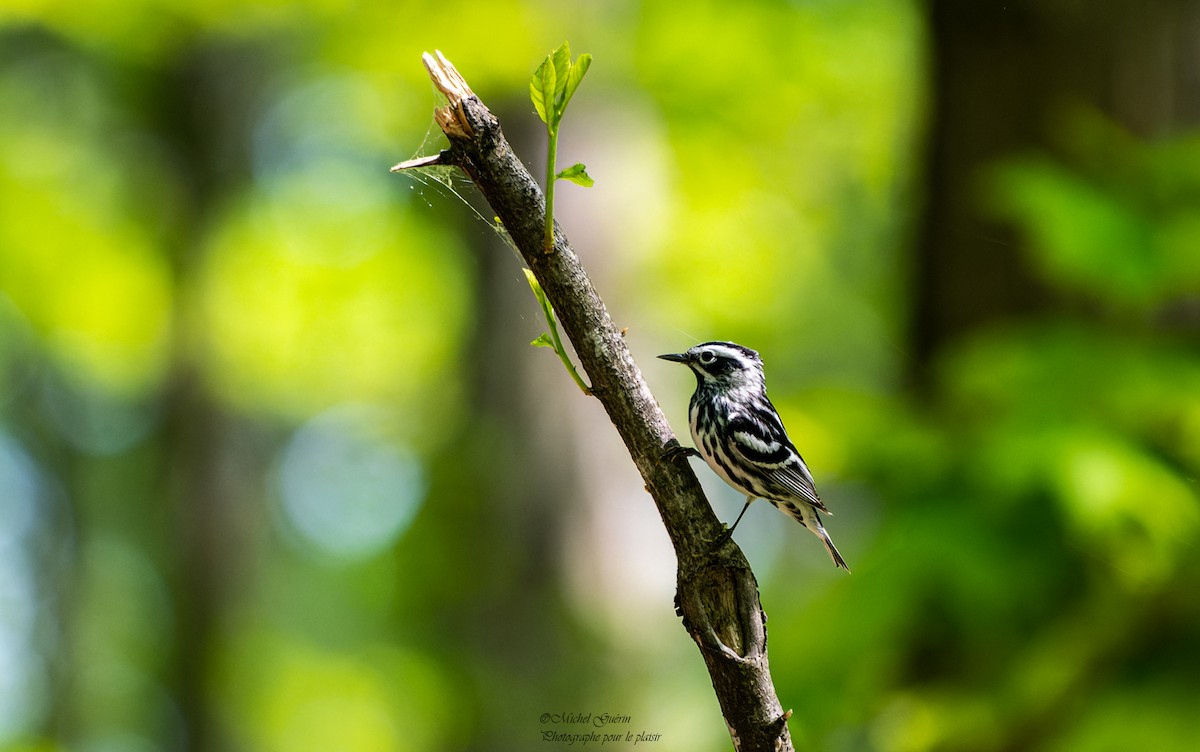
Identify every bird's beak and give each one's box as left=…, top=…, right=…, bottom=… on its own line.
left=658, top=352, right=690, bottom=363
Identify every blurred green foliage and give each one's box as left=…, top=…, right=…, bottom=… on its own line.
left=1, top=1, right=1198, bottom=751
left=988, top=108, right=1200, bottom=310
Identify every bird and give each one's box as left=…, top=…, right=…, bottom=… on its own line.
left=658, top=341, right=849, bottom=571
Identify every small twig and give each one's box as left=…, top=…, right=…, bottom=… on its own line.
left=390, top=152, right=449, bottom=172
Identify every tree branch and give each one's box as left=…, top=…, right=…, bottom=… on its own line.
left=396, top=50, right=795, bottom=752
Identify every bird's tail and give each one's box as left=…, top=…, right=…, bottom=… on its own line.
left=818, top=528, right=850, bottom=572
left=779, top=500, right=851, bottom=572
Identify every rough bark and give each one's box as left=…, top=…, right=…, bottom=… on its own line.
left=395, top=52, right=795, bottom=751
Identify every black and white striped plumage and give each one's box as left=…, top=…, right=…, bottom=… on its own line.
left=659, top=341, right=849, bottom=571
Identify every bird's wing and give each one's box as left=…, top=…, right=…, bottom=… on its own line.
left=767, top=464, right=827, bottom=513
left=726, top=410, right=828, bottom=513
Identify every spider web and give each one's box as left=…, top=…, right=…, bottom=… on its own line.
left=394, top=102, right=519, bottom=259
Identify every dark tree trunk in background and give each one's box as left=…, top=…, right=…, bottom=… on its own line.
left=911, top=0, right=1200, bottom=375
left=413, top=105, right=600, bottom=751
left=911, top=2, right=1200, bottom=746
left=153, top=41, right=273, bottom=752
left=461, top=107, right=582, bottom=595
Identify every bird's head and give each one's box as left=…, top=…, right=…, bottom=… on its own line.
left=658, top=341, right=765, bottom=393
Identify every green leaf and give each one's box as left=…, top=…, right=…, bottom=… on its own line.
left=530, top=333, right=554, bottom=348
left=540, top=58, right=557, bottom=125
left=563, top=52, right=592, bottom=107
left=523, top=267, right=544, bottom=298
left=551, top=42, right=572, bottom=113
left=529, top=55, right=553, bottom=125
left=555, top=163, right=595, bottom=187
left=523, top=268, right=554, bottom=319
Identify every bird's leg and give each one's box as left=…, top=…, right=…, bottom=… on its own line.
left=662, top=439, right=700, bottom=462
left=713, top=496, right=754, bottom=548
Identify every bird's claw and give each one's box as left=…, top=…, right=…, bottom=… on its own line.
left=662, top=441, right=700, bottom=462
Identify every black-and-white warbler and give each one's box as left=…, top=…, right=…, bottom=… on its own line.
left=659, top=341, right=849, bottom=571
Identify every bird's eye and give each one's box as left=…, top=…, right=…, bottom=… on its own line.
left=699, top=351, right=716, bottom=365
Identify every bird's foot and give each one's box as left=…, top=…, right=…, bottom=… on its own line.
left=662, top=440, right=700, bottom=462
left=709, top=526, right=734, bottom=550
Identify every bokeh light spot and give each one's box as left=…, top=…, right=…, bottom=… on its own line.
left=277, top=405, right=424, bottom=560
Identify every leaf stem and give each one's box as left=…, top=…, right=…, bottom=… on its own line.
left=549, top=315, right=590, bottom=395
left=543, top=127, right=558, bottom=252
left=524, top=268, right=592, bottom=395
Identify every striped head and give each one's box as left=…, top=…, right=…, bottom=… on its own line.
left=658, top=341, right=766, bottom=396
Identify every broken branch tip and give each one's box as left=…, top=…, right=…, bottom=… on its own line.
left=391, top=153, right=446, bottom=172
